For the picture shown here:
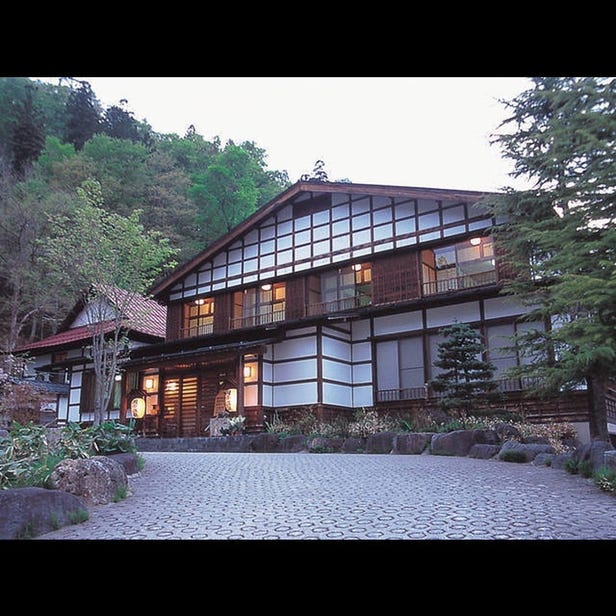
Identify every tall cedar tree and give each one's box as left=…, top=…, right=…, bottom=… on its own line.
left=9, top=84, right=45, bottom=176
left=484, top=77, right=616, bottom=440
left=64, top=80, right=102, bottom=150
left=430, top=322, right=498, bottom=418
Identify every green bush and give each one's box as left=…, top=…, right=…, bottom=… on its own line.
left=578, top=460, right=594, bottom=478
left=565, top=458, right=579, bottom=474
left=0, top=420, right=136, bottom=489
left=499, top=449, right=527, bottom=463
left=593, top=467, right=616, bottom=494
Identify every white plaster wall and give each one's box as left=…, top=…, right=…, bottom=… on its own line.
left=352, top=342, right=371, bottom=363
left=374, top=311, right=423, bottom=336
left=353, top=386, right=374, bottom=407
left=273, top=359, right=317, bottom=382
left=322, top=359, right=352, bottom=383
left=352, top=363, right=372, bottom=383
left=273, top=382, right=318, bottom=406
left=274, top=336, right=316, bottom=361
left=262, top=384, right=273, bottom=406
left=483, top=296, right=528, bottom=320
left=426, top=302, right=480, bottom=328
left=351, top=319, right=371, bottom=341
left=323, top=382, right=352, bottom=406
left=322, top=336, right=351, bottom=362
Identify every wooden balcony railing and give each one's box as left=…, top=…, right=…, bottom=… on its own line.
left=422, top=270, right=498, bottom=296
left=307, top=294, right=372, bottom=317
left=180, top=323, right=214, bottom=338
left=377, top=376, right=546, bottom=402
left=231, top=308, right=286, bottom=329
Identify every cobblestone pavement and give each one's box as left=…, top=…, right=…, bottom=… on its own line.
left=37, top=452, right=616, bottom=540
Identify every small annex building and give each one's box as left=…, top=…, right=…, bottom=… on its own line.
left=15, top=287, right=166, bottom=425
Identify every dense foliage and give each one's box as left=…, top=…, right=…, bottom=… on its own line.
left=0, top=77, right=291, bottom=351
left=0, top=420, right=136, bottom=489
left=484, top=77, right=616, bottom=440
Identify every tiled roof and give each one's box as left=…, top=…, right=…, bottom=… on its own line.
left=15, top=290, right=166, bottom=353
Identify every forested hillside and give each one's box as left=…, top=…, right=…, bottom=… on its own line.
left=0, top=77, right=292, bottom=351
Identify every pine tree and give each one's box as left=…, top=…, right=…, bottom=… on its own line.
left=430, top=322, right=498, bottom=418
left=64, top=80, right=102, bottom=150
left=484, top=77, right=616, bottom=441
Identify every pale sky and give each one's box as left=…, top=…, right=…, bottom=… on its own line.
left=36, top=76, right=533, bottom=193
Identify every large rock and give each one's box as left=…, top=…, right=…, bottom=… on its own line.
left=550, top=452, right=574, bottom=470
left=393, top=433, right=433, bottom=455
left=573, top=440, right=614, bottom=472
left=365, top=432, right=397, bottom=454
left=276, top=435, right=308, bottom=453
left=249, top=433, right=280, bottom=453
left=49, top=456, right=128, bottom=505
left=498, top=439, right=554, bottom=462
left=0, top=487, right=87, bottom=540
left=107, top=452, right=140, bottom=475
left=469, top=444, right=501, bottom=459
left=431, top=429, right=499, bottom=457
left=342, top=437, right=365, bottom=453
left=493, top=422, right=522, bottom=442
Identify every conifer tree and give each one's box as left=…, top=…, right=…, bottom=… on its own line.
left=430, top=321, right=498, bottom=418
left=64, top=80, right=102, bottom=150
left=9, top=84, right=45, bottom=176
left=485, top=77, right=616, bottom=441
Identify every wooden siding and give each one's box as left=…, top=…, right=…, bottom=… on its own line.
left=285, top=277, right=306, bottom=321
left=213, top=292, right=232, bottom=334
left=372, top=251, right=420, bottom=305
left=166, top=303, right=182, bottom=341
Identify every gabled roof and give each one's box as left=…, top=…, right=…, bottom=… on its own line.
left=150, top=180, right=490, bottom=299
left=15, top=287, right=167, bottom=354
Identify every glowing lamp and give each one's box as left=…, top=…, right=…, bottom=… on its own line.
left=470, top=237, right=481, bottom=246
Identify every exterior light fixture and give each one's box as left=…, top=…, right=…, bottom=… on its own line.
left=352, top=264, right=362, bottom=271
left=114, top=373, right=122, bottom=382
left=261, top=283, right=272, bottom=291
left=470, top=237, right=481, bottom=246
left=195, top=299, right=205, bottom=305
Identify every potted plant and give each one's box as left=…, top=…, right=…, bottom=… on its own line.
left=221, top=415, right=245, bottom=436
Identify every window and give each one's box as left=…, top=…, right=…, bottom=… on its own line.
left=182, top=298, right=214, bottom=338
left=376, top=337, right=425, bottom=402
left=309, top=264, right=372, bottom=315
left=232, top=282, right=285, bottom=328
left=421, top=237, right=496, bottom=295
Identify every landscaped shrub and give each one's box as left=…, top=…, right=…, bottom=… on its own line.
left=499, top=449, right=528, bottom=463
left=594, top=467, right=616, bottom=494
left=565, top=458, right=579, bottom=474
left=578, top=460, right=594, bottom=478
left=0, top=420, right=137, bottom=489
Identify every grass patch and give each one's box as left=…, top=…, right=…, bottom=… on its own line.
left=68, top=508, right=90, bottom=525
left=113, top=485, right=128, bottom=502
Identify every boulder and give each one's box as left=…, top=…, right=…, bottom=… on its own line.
left=107, top=452, right=140, bottom=475
left=365, top=431, right=397, bottom=454
left=431, top=429, right=500, bottom=457
left=276, top=435, right=308, bottom=453
left=393, top=433, right=433, bottom=455
left=49, top=455, right=128, bottom=505
left=573, top=440, right=614, bottom=472
left=498, top=439, right=554, bottom=462
left=493, top=422, right=522, bottom=442
left=342, top=437, right=365, bottom=453
left=533, top=453, right=555, bottom=466
left=0, top=487, right=87, bottom=540
left=249, top=433, right=280, bottom=453
left=468, top=444, right=501, bottom=459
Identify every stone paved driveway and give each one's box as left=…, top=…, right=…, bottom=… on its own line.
left=37, top=452, right=616, bottom=540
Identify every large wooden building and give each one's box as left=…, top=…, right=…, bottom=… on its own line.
left=120, top=180, right=604, bottom=441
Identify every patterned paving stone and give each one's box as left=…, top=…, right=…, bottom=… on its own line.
left=35, top=452, right=616, bottom=540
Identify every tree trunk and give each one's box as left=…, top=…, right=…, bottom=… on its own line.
left=588, top=376, right=609, bottom=441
